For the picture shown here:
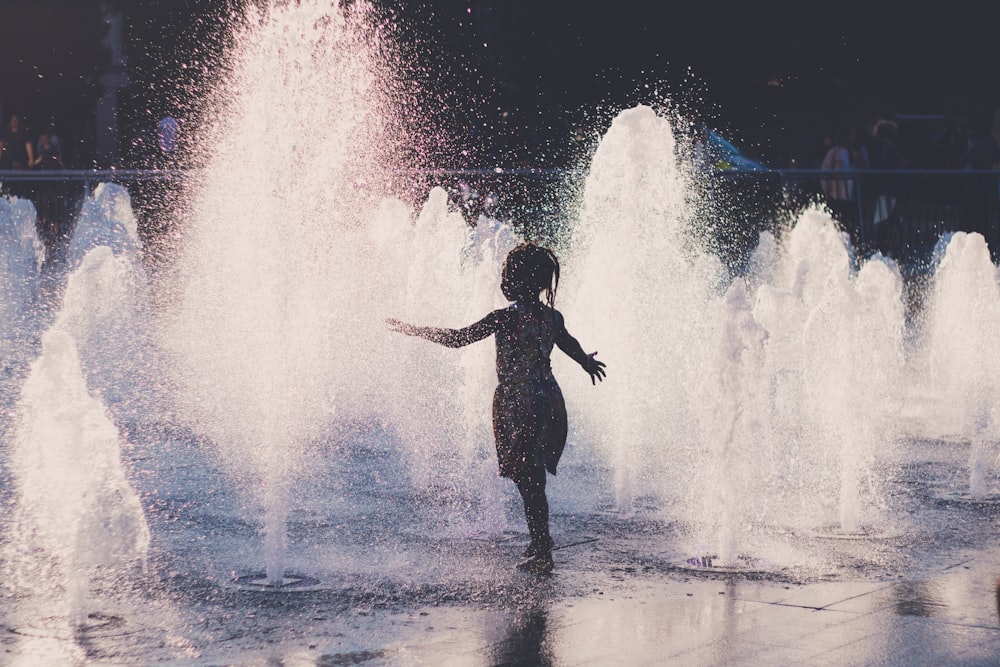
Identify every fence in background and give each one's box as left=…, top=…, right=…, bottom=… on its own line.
left=0, top=170, right=185, bottom=253
left=2, top=168, right=998, bottom=271
left=710, top=169, right=1000, bottom=269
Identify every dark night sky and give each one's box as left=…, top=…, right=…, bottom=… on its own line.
left=1, top=0, right=998, bottom=168
left=392, top=0, right=1000, bottom=167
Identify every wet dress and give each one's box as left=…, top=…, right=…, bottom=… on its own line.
left=492, top=301, right=568, bottom=482
left=415, top=300, right=592, bottom=483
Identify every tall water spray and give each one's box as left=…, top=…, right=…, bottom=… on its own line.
left=5, top=184, right=150, bottom=636
left=457, top=216, right=519, bottom=533
left=563, top=105, right=726, bottom=517
left=919, top=232, right=1000, bottom=498
left=751, top=211, right=905, bottom=533
left=387, top=189, right=519, bottom=534
left=58, top=185, right=157, bottom=423
left=11, top=330, right=150, bottom=621
left=563, top=106, right=906, bottom=562
left=161, top=0, right=516, bottom=582
left=702, top=281, right=767, bottom=563
left=0, top=196, right=45, bottom=373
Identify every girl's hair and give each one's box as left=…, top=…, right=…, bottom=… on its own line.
left=501, top=242, right=560, bottom=306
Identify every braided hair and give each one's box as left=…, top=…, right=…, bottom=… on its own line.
left=501, top=242, right=560, bottom=306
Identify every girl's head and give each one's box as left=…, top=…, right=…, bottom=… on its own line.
left=501, top=242, right=560, bottom=305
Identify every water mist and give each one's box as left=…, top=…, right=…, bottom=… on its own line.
left=563, top=105, right=725, bottom=518
left=160, top=0, right=469, bottom=583
left=5, top=184, right=150, bottom=639
left=918, top=232, right=1000, bottom=498
left=564, top=107, right=907, bottom=563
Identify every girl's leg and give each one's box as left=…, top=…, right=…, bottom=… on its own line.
left=516, top=465, right=552, bottom=556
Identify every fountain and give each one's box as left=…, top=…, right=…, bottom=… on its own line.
left=560, top=109, right=907, bottom=567
left=0, top=184, right=151, bottom=664
left=749, top=213, right=906, bottom=538
left=915, top=232, right=1000, bottom=501
left=562, top=105, right=725, bottom=520
left=10, top=328, right=150, bottom=619
left=0, top=195, right=44, bottom=378
left=680, top=280, right=769, bottom=572
left=2, top=0, right=1000, bottom=661
left=158, top=0, right=525, bottom=587
left=160, top=0, right=391, bottom=588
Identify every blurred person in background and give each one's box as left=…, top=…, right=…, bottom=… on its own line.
left=0, top=113, right=35, bottom=170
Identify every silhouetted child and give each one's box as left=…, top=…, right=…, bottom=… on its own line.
left=388, top=242, right=606, bottom=573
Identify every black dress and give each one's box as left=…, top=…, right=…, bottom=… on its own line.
left=408, top=299, right=594, bottom=482
left=491, top=302, right=568, bottom=482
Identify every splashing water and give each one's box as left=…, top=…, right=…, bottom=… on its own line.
left=751, top=212, right=905, bottom=535
left=3, top=2, right=999, bottom=629
left=702, top=281, right=767, bottom=563
left=161, top=1, right=390, bottom=585
left=161, top=0, right=521, bottom=581
left=563, top=107, right=908, bottom=562
left=3, top=183, right=151, bottom=631
left=67, top=183, right=142, bottom=270
left=563, top=105, right=726, bottom=518
left=0, top=196, right=44, bottom=372
left=11, top=330, right=150, bottom=620
left=917, top=232, right=1000, bottom=498
left=56, top=184, right=160, bottom=425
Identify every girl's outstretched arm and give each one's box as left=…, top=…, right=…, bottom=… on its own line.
left=387, top=311, right=502, bottom=348
left=553, top=312, right=606, bottom=384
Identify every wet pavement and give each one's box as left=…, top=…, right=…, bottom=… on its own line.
left=195, top=543, right=1000, bottom=667
left=7, top=542, right=1000, bottom=666
left=4, top=430, right=1000, bottom=665
left=4, top=553, right=1000, bottom=667
left=131, top=512, right=1000, bottom=667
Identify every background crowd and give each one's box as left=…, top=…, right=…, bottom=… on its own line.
left=0, top=113, right=64, bottom=171
left=816, top=113, right=1000, bottom=174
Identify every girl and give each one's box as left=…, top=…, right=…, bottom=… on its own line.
left=388, top=242, right=605, bottom=574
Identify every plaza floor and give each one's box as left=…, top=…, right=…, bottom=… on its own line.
left=190, top=532, right=1000, bottom=667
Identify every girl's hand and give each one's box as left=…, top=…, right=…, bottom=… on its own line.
left=583, top=351, right=606, bottom=385
left=386, top=318, right=415, bottom=335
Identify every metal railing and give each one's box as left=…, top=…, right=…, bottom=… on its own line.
left=3, top=168, right=999, bottom=269
left=708, top=169, right=1000, bottom=268
left=0, top=169, right=185, bottom=250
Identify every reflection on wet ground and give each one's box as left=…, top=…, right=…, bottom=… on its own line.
left=489, top=604, right=553, bottom=667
